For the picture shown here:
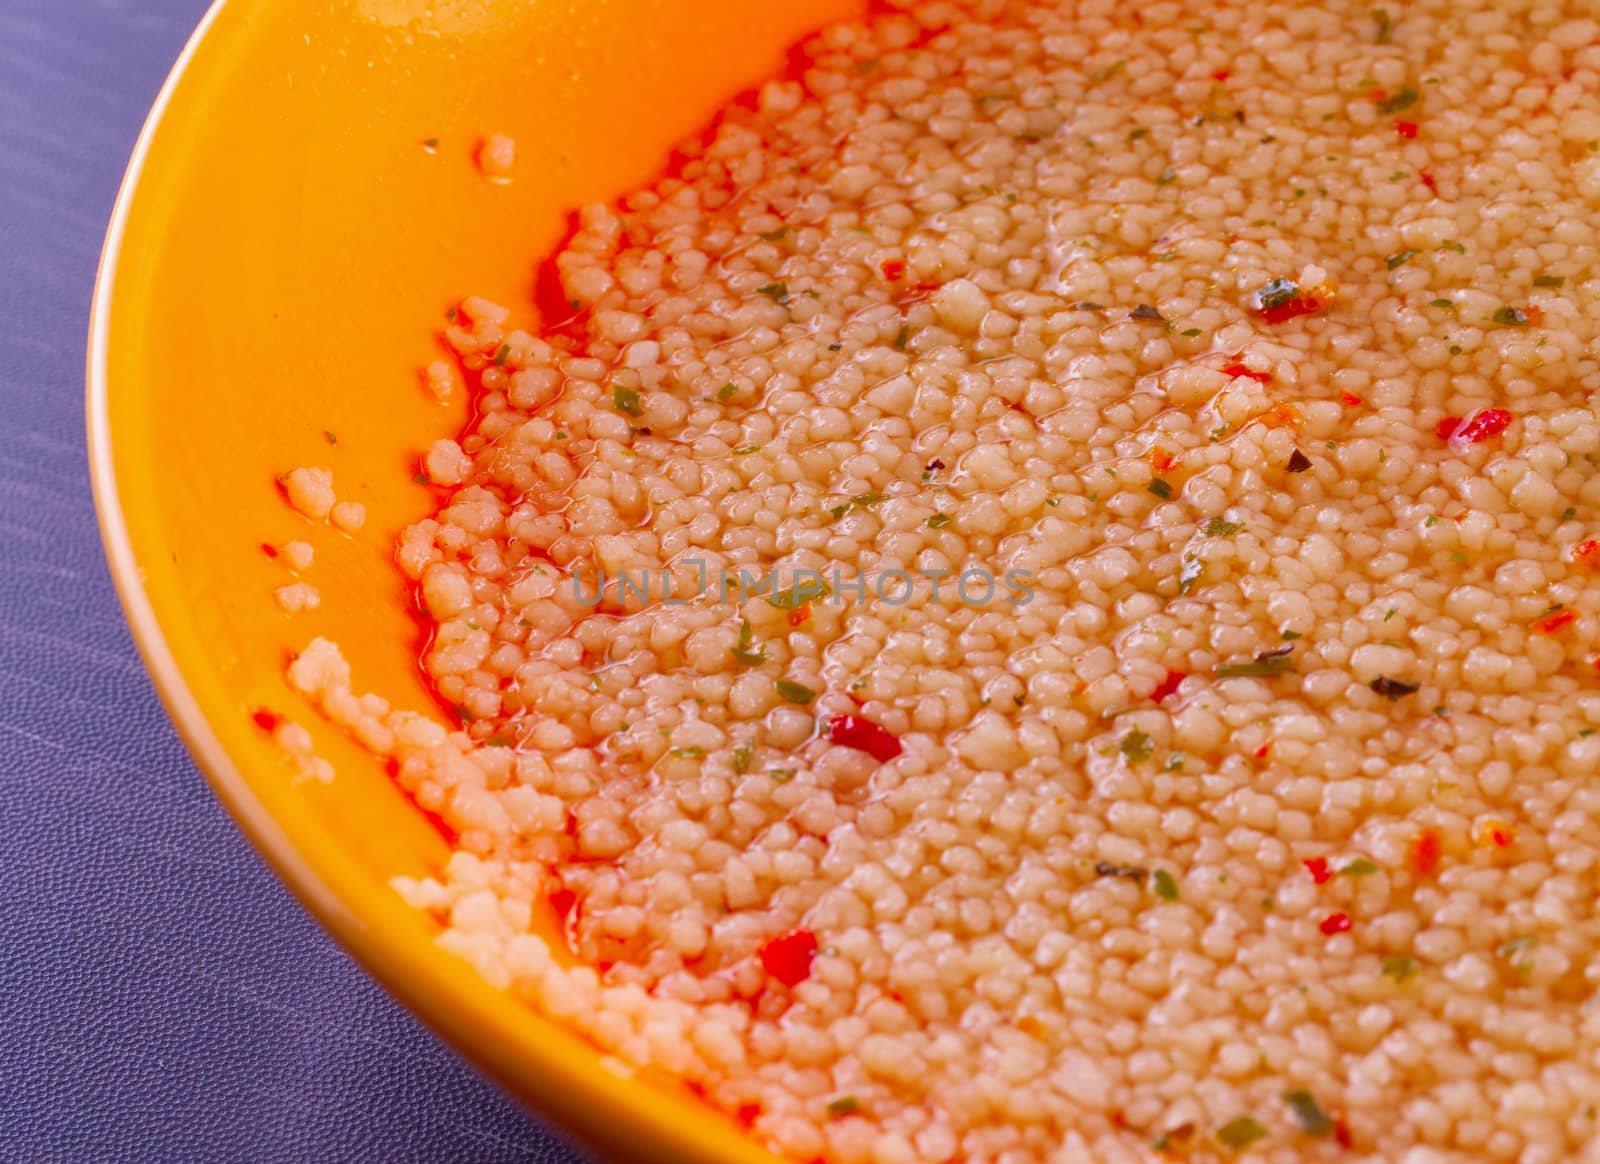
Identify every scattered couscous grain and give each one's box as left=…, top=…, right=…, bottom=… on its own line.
left=281, top=466, right=335, bottom=521
left=477, top=133, right=516, bottom=181
left=274, top=581, right=320, bottom=613
left=296, top=2, right=1600, bottom=1160
left=330, top=500, right=366, bottom=534
left=282, top=540, right=314, bottom=572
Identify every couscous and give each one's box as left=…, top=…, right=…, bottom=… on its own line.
left=290, top=1, right=1600, bottom=1159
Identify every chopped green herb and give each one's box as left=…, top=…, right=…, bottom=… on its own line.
left=893, top=323, right=911, bottom=351
left=927, top=513, right=952, bottom=529
left=732, top=742, right=754, bottom=774
left=732, top=446, right=759, bottom=456
left=826, top=1096, right=861, bottom=1118
left=1128, top=127, right=1151, bottom=141
left=1153, top=869, right=1180, bottom=901
left=1217, top=1115, right=1268, bottom=1151
left=412, top=472, right=430, bottom=485
left=1281, top=629, right=1303, bottom=641
left=322, top=430, right=338, bottom=446
left=1492, top=306, right=1530, bottom=327
left=668, top=746, right=706, bottom=760
left=766, top=768, right=796, bottom=782
left=422, top=137, right=440, bottom=149
left=1448, top=344, right=1463, bottom=355
left=1206, top=517, right=1243, bottom=537
left=1262, top=896, right=1275, bottom=909
left=1164, top=752, right=1186, bottom=771
left=756, top=226, right=790, bottom=242
left=732, top=620, right=767, bottom=667
left=555, top=430, right=569, bottom=440
left=1120, top=728, right=1155, bottom=764
left=1377, top=87, right=1419, bottom=114
left=1156, top=167, right=1177, bottom=186
left=493, top=343, right=511, bottom=366
left=1580, top=728, right=1598, bottom=738
left=1256, top=277, right=1301, bottom=310
left=1372, top=7, right=1392, bottom=42
left=1045, top=497, right=1061, bottom=508
left=1534, top=274, right=1565, bottom=288
left=776, top=679, right=816, bottom=705
left=717, top=382, right=739, bottom=401
left=767, top=578, right=831, bottom=610
left=756, top=281, right=791, bottom=305
left=1282, top=1090, right=1334, bottom=1137
left=452, top=704, right=476, bottom=724
left=1386, top=249, right=1419, bottom=271
left=1216, top=652, right=1294, bottom=679
left=1181, top=327, right=1203, bottom=337
left=1131, top=304, right=1167, bottom=323
left=827, top=492, right=887, bottom=522
left=1562, top=507, right=1578, bottom=521
left=1148, top=478, right=1173, bottom=500
left=1341, top=858, right=1380, bottom=876
left=1451, top=548, right=1471, bottom=564
left=1429, top=298, right=1455, bottom=309
left=612, top=384, right=644, bottom=417
left=1442, top=240, right=1466, bottom=254
left=484, top=733, right=515, bottom=748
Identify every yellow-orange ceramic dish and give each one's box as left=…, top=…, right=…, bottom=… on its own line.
left=87, top=1, right=857, bottom=1159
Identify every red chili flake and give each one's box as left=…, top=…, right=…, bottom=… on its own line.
left=1260, top=296, right=1324, bottom=324
left=828, top=714, right=903, bottom=762
left=1320, top=912, right=1353, bottom=935
left=1339, top=392, right=1363, bottom=408
left=1411, top=828, right=1443, bottom=878
left=736, top=1103, right=762, bottom=1127
left=1535, top=608, right=1577, bottom=635
left=260, top=542, right=279, bottom=559
left=880, top=258, right=906, bottom=282
left=251, top=709, right=281, bottom=733
left=1255, top=742, right=1272, bottom=760
left=1152, top=670, right=1186, bottom=702
left=1526, top=305, right=1545, bottom=326
left=1213, top=70, right=1232, bottom=82
left=1395, top=121, right=1419, bottom=139
left=1150, top=446, right=1178, bottom=474
left=1221, top=360, right=1272, bottom=384
left=1303, top=857, right=1333, bottom=885
left=1420, top=172, right=1438, bottom=192
left=1572, top=540, right=1600, bottom=566
left=1369, top=89, right=1388, bottom=104
left=548, top=887, right=576, bottom=919
left=1476, top=819, right=1516, bottom=849
left=1335, top=1118, right=1354, bottom=1149
left=1441, top=408, right=1513, bottom=446
left=787, top=605, right=813, bottom=628
left=758, top=929, right=819, bottom=987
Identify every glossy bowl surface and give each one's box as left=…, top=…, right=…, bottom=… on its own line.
left=88, top=2, right=855, bottom=1159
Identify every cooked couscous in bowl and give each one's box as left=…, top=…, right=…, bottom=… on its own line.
left=269, top=0, right=1600, bottom=1159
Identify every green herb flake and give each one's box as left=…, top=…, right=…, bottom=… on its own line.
left=1341, top=858, right=1380, bottom=876
left=1370, top=676, right=1420, bottom=700
left=1442, top=240, right=1466, bottom=254
left=1372, top=7, right=1393, bottom=42
left=1120, top=728, right=1155, bottom=764
left=668, top=746, right=706, bottom=760
left=555, top=431, right=569, bottom=440
left=1492, top=306, right=1530, bottom=327
left=893, top=323, right=911, bottom=351
left=1205, top=517, right=1243, bottom=538
left=756, top=281, right=792, bottom=305
left=1381, top=955, right=1419, bottom=982
left=612, top=384, right=644, bottom=417
left=716, top=382, right=738, bottom=401
left=1148, top=478, right=1173, bottom=500
left=422, top=137, right=440, bottom=150
left=1562, top=507, right=1578, bottom=521
left=322, top=430, right=338, bottom=446
left=1377, top=87, right=1419, bottom=115
left=1157, top=167, right=1177, bottom=186
left=1534, top=274, right=1566, bottom=288
left=1217, top=1115, right=1268, bottom=1151
left=1256, top=277, right=1301, bottom=310
left=1282, top=1090, right=1334, bottom=1137
left=1281, top=629, right=1303, bottom=641
left=412, top=472, right=431, bottom=485
left=927, top=513, right=952, bottom=529
left=1179, top=557, right=1203, bottom=595
left=732, top=742, right=754, bottom=774
left=1429, top=298, right=1455, bottom=309
left=776, top=679, right=816, bottom=705
left=731, top=619, right=767, bottom=668
left=484, top=733, right=515, bottom=748
left=1386, top=249, right=1419, bottom=271
left=826, top=1096, right=861, bottom=1118
left=1153, top=869, right=1180, bottom=901
left=767, top=578, right=831, bottom=611
left=1216, top=652, right=1294, bottom=679
left=1164, top=752, right=1186, bottom=771
left=1128, top=127, right=1151, bottom=141
left=493, top=343, right=511, bottom=366
left=756, top=226, right=790, bottom=242
left=732, top=446, right=759, bottom=456
left=1181, top=327, right=1203, bottom=337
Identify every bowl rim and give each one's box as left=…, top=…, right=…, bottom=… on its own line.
left=83, top=6, right=780, bottom=1162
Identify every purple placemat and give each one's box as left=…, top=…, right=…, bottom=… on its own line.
left=0, top=3, right=586, bottom=1159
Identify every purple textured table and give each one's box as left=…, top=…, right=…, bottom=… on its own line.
left=0, top=3, right=584, bottom=1159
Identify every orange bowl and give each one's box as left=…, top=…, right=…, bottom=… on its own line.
left=87, top=1, right=858, bottom=1159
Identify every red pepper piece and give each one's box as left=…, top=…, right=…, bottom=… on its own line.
left=251, top=709, right=281, bottom=733
left=828, top=714, right=903, bottom=762
left=260, top=542, right=279, bottom=559
left=1340, top=392, right=1363, bottom=408
left=1535, top=608, right=1577, bottom=635
left=1213, top=70, right=1231, bottom=82
left=1303, top=857, right=1333, bottom=885
left=1395, top=121, right=1419, bottom=139
left=1260, top=296, right=1323, bottom=324
left=1221, top=361, right=1272, bottom=384
left=880, top=258, right=906, bottom=282
left=1420, top=173, right=1438, bottom=192
left=1451, top=408, right=1513, bottom=445
left=1152, top=670, right=1186, bottom=702
left=1320, top=912, right=1352, bottom=935
left=758, top=929, right=819, bottom=987
left=1411, top=828, right=1443, bottom=877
